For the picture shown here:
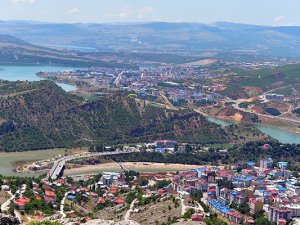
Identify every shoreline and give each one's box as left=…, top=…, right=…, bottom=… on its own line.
left=204, top=113, right=300, bottom=136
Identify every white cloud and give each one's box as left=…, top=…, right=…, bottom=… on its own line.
left=138, top=7, right=154, bottom=19
left=11, top=0, right=36, bottom=4
left=273, top=16, right=294, bottom=26
left=67, top=8, right=80, bottom=14
left=275, top=16, right=285, bottom=23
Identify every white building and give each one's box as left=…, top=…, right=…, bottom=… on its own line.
left=287, top=204, right=300, bottom=217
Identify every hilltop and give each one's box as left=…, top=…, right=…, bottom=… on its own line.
left=0, top=80, right=270, bottom=151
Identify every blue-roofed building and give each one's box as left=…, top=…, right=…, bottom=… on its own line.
left=208, top=199, right=244, bottom=224
left=67, top=195, right=76, bottom=199
left=233, top=176, right=252, bottom=187
left=247, top=162, right=256, bottom=167
left=278, top=162, right=288, bottom=171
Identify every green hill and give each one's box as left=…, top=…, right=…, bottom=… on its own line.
left=0, top=81, right=270, bottom=151
left=220, top=63, right=300, bottom=99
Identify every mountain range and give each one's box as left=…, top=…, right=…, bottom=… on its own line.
left=0, top=34, right=135, bottom=67
left=1, top=21, right=300, bottom=58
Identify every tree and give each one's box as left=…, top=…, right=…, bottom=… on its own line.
left=183, top=208, right=195, bottom=219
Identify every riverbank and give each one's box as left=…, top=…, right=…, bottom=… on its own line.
left=0, top=148, right=87, bottom=176
left=0, top=65, right=78, bottom=92
left=199, top=112, right=300, bottom=144
left=196, top=108, right=300, bottom=134
left=64, top=162, right=203, bottom=176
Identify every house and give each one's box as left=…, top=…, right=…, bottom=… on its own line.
left=15, top=197, right=30, bottom=210
left=195, top=180, right=208, bottom=192
left=191, top=214, right=204, bottom=221
left=114, top=198, right=125, bottom=205
left=110, top=186, right=118, bottom=195
left=249, top=198, right=263, bottom=215
left=35, top=195, right=42, bottom=201
left=44, top=197, right=56, bottom=203
left=45, top=190, right=56, bottom=198
left=1, top=185, right=10, bottom=191
left=260, top=158, right=273, bottom=170
left=227, top=211, right=244, bottom=224
left=98, top=197, right=107, bottom=204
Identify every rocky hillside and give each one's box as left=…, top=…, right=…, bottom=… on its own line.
left=0, top=81, right=270, bottom=151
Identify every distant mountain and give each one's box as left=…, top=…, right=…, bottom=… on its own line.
left=0, top=80, right=269, bottom=151
left=1, top=21, right=300, bottom=58
left=0, top=34, right=135, bottom=67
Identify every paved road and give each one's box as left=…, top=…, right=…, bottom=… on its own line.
left=48, top=150, right=140, bottom=180
left=114, top=71, right=124, bottom=86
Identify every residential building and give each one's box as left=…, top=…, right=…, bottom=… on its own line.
left=268, top=206, right=291, bottom=223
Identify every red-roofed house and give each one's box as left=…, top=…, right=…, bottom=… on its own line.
left=45, top=190, right=56, bottom=198
left=44, top=197, right=56, bottom=203
left=15, top=197, right=30, bottom=210
left=35, top=196, right=42, bottom=201
left=114, top=198, right=125, bottom=205
left=191, top=214, right=204, bottom=221
left=110, top=186, right=118, bottom=195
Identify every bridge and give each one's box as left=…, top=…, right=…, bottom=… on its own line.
left=47, top=149, right=139, bottom=180
left=113, top=71, right=124, bottom=86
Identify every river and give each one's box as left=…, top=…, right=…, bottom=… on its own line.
left=207, top=116, right=300, bottom=144
left=0, top=65, right=77, bottom=91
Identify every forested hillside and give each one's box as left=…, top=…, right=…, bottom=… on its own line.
left=0, top=81, right=270, bottom=151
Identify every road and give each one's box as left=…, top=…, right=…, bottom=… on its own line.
left=47, top=149, right=140, bottom=180
left=114, top=71, right=124, bottom=86
left=1, top=191, right=14, bottom=212
left=230, top=98, right=300, bottom=124
left=124, top=199, right=137, bottom=221
left=1, top=185, right=26, bottom=223
left=181, top=198, right=204, bottom=215
left=60, top=192, right=68, bottom=218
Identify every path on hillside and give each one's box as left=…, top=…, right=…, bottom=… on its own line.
left=60, top=192, right=68, bottom=218
left=124, top=199, right=137, bottom=221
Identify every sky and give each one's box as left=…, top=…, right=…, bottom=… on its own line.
left=1, top=0, right=300, bottom=26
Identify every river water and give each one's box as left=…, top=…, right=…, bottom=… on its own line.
left=207, top=116, right=300, bottom=144
left=0, top=65, right=77, bottom=91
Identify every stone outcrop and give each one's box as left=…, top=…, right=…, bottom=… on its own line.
left=0, top=213, right=20, bottom=225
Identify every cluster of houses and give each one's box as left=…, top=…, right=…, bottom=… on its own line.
left=171, top=156, right=300, bottom=225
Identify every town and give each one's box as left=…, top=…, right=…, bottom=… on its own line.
left=1, top=141, right=300, bottom=225
left=37, top=60, right=300, bottom=132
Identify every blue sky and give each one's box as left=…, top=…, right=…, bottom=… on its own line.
left=2, top=0, right=300, bottom=26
